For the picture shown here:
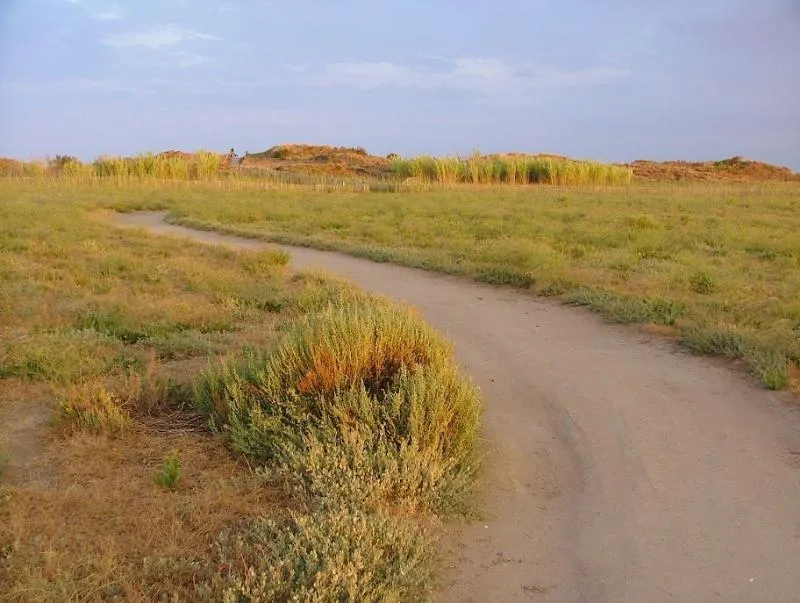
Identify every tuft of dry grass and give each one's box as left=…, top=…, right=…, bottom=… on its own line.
left=264, top=300, right=452, bottom=398
left=52, top=354, right=190, bottom=436
left=54, top=382, right=133, bottom=436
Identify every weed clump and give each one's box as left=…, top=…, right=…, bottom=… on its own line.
left=689, top=271, right=716, bottom=294
left=476, top=266, right=535, bottom=288
left=625, top=214, right=658, bottom=230
left=680, top=324, right=792, bottom=389
left=154, top=451, right=181, bottom=490
left=748, top=351, right=790, bottom=391
left=53, top=357, right=186, bottom=436
left=681, top=325, right=746, bottom=358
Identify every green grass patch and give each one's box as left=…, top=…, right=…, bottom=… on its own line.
left=567, top=289, right=685, bottom=326
left=680, top=324, right=793, bottom=390
left=154, top=451, right=181, bottom=491
left=123, top=180, right=800, bottom=390
left=0, top=329, right=131, bottom=383
left=625, top=214, right=659, bottom=230
left=476, top=266, right=535, bottom=288
left=689, top=271, right=716, bottom=294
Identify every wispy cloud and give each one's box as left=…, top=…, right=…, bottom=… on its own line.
left=102, top=26, right=218, bottom=50
left=6, top=78, right=152, bottom=97
left=146, top=78, right=266, bottom=96
left=92, top=9, right=123, bottom=21
left=66, top=0, right=124, bottom=21
left=174, top=51, right=213, bottom=68
left=10, top=76, right=272, bottom=100
left=7, top=76, right=252, bottom=98
left=297, top=57, right=629, bottom=99
left=283, top=64, right=310, bottom=73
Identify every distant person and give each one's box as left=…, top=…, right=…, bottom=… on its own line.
left=227, top=148, right=242, bottom=166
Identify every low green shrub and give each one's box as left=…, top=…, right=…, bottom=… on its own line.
left=194, top=298, right=481, bottom=601
left=208, top=507, right=432, bottom=603
left=194, top=299, right=481, bottom=513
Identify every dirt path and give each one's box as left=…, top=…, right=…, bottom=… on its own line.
left=114, top=212, right=800, bottom=603
left=0, top=381, right=54, bottom=486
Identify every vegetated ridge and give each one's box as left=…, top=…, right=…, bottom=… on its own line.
left=629, top=156, right=800, bottom=182
left=2, top=145, right=798, bottom=183
left=238, top=146, right=800, bottom=183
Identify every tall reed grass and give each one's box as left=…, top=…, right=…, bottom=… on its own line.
left=92, top=152, right=223, bottom=180
left=391, top=153, right=633, bottom=185
left=2, top=150, right=632, bottom=186
left=0, top=152, right=224, bottom=181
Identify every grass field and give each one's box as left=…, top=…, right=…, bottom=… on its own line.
left=1, top=174, right=798, bottom=598
left=142, top=181, right=799, bottom=391
left=0, top=180, right=481, bottom=601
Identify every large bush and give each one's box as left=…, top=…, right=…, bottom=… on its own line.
left=194, top=299, right=481, bottom=513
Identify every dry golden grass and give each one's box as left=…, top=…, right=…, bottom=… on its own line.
left=1, top=425, right=279, bottom=602
left=0, top=186, right=285, bottom=597
left=270, top=302, right=452, bottom=398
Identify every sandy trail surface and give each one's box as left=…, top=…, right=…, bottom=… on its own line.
left=114, top=211, right=800, bottom=603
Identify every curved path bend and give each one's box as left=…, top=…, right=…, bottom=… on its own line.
left=115, top=212, right=800, bottom=603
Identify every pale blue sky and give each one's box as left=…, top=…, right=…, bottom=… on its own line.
left=1, top=0, right=798, bottom=167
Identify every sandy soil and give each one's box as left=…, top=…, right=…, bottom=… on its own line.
left=114, top=212, right=800, bottom=603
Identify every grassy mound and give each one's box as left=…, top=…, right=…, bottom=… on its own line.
left=248, top=144, right=370, bottom=161
left=629, top=156, right=800, bottom=182
left=241, top=144, right=391, bottom=178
